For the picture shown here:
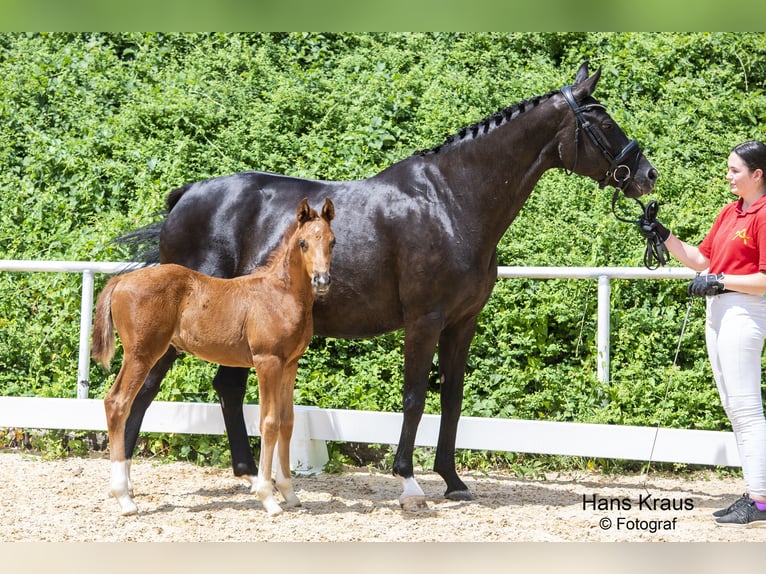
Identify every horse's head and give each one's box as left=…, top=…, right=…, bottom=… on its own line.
left=295, top=197, right=336, bottom=296
left=558, top=61, right=658, bottom=199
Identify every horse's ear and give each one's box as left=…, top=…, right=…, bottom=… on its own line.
left=574, top=60, right=590, bottom=84
left=321, top=197, right=335, bottom=222
left=296, top=197, right=314, bottom=224
left=572, top=63, right=601, bottom=100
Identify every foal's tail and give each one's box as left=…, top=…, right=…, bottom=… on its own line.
left=91, top=278, right=119, bottom=369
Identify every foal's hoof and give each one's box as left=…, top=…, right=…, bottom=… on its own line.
left=399, top=494, right=428, bottom=512
left=284, top=497, right=302, bottom=509
left=266, top=505, right=283, bottom=517
left=261, top=498, right=284, bottom=517
left=445, top=489, right=474, bottom=502
left=115, top=496, right=138, bottom=516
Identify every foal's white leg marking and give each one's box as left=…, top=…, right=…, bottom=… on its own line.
left=126, top=459, right=134, bottom=497
left=245, top=474, right=259, bottom=493
left=275, top=457, right=301, bottom=508
left=255, top=440, right=283, bottom=516
left=397, top=475, right=427, bottom=510
left=254, top=474, right=282, bottom=516
left=110, top=460, right=138, bottom=516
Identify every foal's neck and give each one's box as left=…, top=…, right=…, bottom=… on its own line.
left=285, top=235, right=312, bottom=288
left=270, top=227, right=314, bottom=301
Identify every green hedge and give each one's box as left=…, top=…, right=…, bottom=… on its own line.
left=1, top=33, right=765, bottom=466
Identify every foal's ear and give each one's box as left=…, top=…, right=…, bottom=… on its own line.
left=321, top=197, right=335, bottom=222
left=296, top=197, right=315, bottom=224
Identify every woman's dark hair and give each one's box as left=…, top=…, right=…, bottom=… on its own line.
left=732, top=140, right=766, bottom=173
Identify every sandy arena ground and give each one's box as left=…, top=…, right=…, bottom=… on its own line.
left=2, top=450, right=766, bottom=542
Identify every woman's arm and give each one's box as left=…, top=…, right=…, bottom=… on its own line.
left=663, top=233, right=710, bottom=272
left=720, top=271, right=766, bottom=296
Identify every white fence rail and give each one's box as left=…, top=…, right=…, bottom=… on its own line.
left=1, top=260, right=736, bottom=472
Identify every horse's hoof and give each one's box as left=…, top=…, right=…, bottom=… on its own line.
left=117, top=499, right=138, bottom=516
left=445, top=489, right=473, bottom=502
left=262, top=499, right=284, bottom=516
left=399, top=495, right=428, bottom=512
left=284, top=497, right=302, bottom=509
left=112, top=491, right=138, bottom=516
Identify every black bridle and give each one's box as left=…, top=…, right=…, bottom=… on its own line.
left=561, top=85, right=669, bottom=270
left=560, top=84, right=641, bottom=191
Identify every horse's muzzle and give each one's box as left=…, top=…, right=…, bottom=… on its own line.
left=312, top=273, right=331, bottom=296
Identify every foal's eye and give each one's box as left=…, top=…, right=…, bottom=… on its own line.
left=330, top=238, right=336, bottom=249
left=299, top=239, right=307, bottom=250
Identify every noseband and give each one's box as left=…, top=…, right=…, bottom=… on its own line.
left=561, top=85, right=668, bottom=270
left=560, top=85, right=641, bottom=191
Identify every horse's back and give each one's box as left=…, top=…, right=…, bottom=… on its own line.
left=110, top=264, right=198, bottom=312
left=159, top=171, right=341, bottom=278
left=155, top=162, right=478, bottom=339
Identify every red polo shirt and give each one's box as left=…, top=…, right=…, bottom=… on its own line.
left=699, top=195, right=766, bottom=275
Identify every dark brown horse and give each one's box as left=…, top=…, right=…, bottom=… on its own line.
left=93, top=198, right=335, bottom=516
left=118, top=62, right=658, bottom=510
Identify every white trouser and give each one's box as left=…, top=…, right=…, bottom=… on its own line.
left=706, top=292, right=766, bottom=498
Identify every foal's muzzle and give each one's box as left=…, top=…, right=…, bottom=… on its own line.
left=312, top=273, right=332, bottom=295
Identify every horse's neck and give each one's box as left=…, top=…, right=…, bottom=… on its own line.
left=421, top=100, right=564, bottom=250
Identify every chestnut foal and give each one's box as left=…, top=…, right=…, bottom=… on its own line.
left=92, top=198, right=335, bottom=516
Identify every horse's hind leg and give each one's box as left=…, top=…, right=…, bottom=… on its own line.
left=212, top=366, right=258, bottom=488
left=104, top=357, right=153, bottom=516
left=122, top=347, right=178, bottom=495
left=274, top=360, right=300, bottom=509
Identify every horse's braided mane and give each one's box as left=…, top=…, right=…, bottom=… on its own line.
left=416, top=89, right=558, bottom=156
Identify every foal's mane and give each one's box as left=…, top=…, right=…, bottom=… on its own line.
left=416, top=89, right=559, bottom=156
left=249, top=219, right=302, bottom=276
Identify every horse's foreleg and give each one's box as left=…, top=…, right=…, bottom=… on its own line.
left=434, top=317, right=479, bottom=501
left=394, top=317, right=443, bottom=511
left=212, top=366, right=258, bottom=487
left=253, top=357, right=285, bottom=516
left=274, top=360, right=300, bottom=508
left=104, top=358, right=153, bottom=516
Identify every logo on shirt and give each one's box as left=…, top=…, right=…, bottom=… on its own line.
left=732, top=227, right=750, bottom=245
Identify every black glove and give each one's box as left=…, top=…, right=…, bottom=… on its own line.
left=638, top=215, right=670, bottom=242
left=688, top=273, right=726, bottom=297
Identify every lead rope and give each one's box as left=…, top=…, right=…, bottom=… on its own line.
left=611, top=189, right=671, bottom=270
left=610, top=189, right=691, bottom=490
left=640, top=294, right=694, bottom=492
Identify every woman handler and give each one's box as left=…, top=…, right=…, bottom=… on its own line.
left=642, top=140, right=766, bottom=527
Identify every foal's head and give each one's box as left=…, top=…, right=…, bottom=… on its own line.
left=295, top=197, right=335, bottom=296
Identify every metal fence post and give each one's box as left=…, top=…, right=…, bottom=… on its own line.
left=597, top=274, right=610, bottom=385
left=77, top=269, right=94, bottom=399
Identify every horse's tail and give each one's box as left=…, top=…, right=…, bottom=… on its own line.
left=113, top=182, right=195, bottom=265
left=91, top=278, right=119, bottom=369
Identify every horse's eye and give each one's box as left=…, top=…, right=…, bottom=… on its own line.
left=299, top=239, right=307, bottom=250
left=602, top=121, right=613, bottom=131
